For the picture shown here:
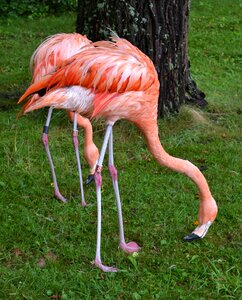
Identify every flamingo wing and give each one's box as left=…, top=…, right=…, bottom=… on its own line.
left=47, top=37, right=157, bottom=93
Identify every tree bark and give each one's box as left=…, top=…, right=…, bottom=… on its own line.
left=76, top=0, right=207, bottom=117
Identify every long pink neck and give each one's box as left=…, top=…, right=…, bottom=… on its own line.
left=67, top=112, right=99, bottom=170
left=75, top=115, right=98, bottom=171
left=137, top=120, right=213, bottom=201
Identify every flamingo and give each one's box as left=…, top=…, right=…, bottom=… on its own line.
left=23, top=33, right=99, bottom=205
left=18, top=37, right=218, bottom=272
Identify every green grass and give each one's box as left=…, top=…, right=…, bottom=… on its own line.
left=188, top=0, right=242, bottom=110
left=0, top=1, right=241, bottom=299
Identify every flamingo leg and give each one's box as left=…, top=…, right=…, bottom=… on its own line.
left=72, top=112, right=86, bottom=206
left=108, top=129, right=140, bottom=253
left=94, top=124, right=118, bottom=272
left=42, top=107, right=67, bottom=202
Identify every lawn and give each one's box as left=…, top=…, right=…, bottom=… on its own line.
left=0, top=1, right=241, bottom=299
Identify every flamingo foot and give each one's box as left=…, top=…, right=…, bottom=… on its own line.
left=80, top=199, right=87, bottom=207
left=184, top=221, right=213, bottom=242
left=54, top=190, right=67, bottom=203
left=119, top=241, right=140, bottom=253
left=94, top=259, right=118, bottom=272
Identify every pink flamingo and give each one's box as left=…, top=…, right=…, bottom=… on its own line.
left=23, top=33, right=99, bottom=204
left=18, top=37, right=218, bottom=272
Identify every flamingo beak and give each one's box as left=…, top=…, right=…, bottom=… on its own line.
left=183, top=221, right=213, bottom=242
left=86, top=174, right=94, bottom=185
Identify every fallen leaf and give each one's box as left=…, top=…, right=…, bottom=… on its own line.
left=45, top=251, right=58, bottom=261
left=192, top=220, right=199, bottom=226
left=37, top=258, right=46, bottom=267
left=13, top=248, right=23, bottom=257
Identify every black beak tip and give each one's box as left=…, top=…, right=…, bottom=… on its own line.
left=86, top=174, right=94, bottom=185
left=183, top=233, right=201, bottom=242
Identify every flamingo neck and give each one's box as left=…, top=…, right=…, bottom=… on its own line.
left=136, top=120, right=213, bottom=202
left=83, top=122, right=93, bottom=147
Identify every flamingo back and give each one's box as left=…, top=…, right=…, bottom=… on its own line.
left=30, top=33, right=91, bottom=83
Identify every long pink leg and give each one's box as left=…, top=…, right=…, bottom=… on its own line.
left=42, top=107, right=67, bottom=202
left=94, top=124, right=118, bottom=272
left=108, top=129, right=140, bottom=253
left=72, top=112, right=86, bottom=206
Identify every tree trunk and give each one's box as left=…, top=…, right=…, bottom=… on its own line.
left=76, top=0, right=207, bottom=117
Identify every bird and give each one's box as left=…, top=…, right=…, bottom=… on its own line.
left=22, top=33, right=99, bottom=205
left=18, top=37, right=218, bottom=272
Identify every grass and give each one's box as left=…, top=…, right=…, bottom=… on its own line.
left=0, top=1, right=241, bottom=299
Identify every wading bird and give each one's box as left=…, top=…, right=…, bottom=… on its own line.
left=18, top=37, right=218, bottom=272
left=23, top=33, right=99, bottom=205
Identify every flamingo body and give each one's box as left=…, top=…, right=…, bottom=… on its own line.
left=19, top=38, right=159, bottom=122
left=19, top=37, right=218, bottom=272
